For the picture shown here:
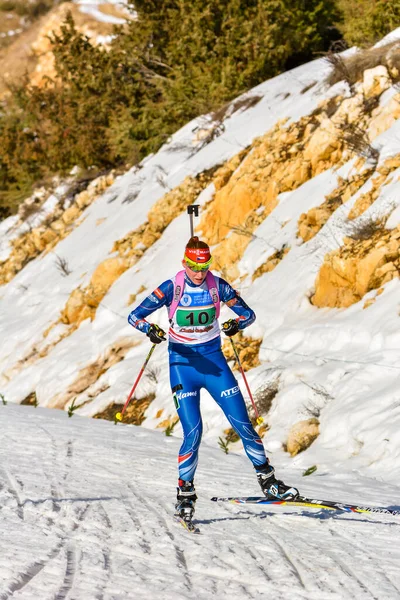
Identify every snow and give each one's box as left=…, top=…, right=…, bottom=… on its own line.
left=374, top=26, right=400, bottom=48
left=73, top=1, right=132, bottom=24
left=1, top=31, right=400, bottom=598
left=0, top=28, right=22, bottom=38
left=1, top=404, right=399, bottom=600
left=386, top=202, right=400, bottom=228
left=0, top=46, right=399, bottom=446
left=0, top=55, right=342, bottom=413
left=1, top=49, right=400, bottom=469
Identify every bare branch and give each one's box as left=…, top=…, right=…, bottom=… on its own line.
left=54, top=254, right=71, bottom=277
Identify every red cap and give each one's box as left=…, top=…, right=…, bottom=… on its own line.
left=185, top=245, right=211, bottom=263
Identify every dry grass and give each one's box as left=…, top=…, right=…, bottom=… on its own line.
left=94, top=394, right=155, bottom=425
left=21, top=391, right=38, bottom=406
left=54, top=254, right=71, bottom=277
left=347, top=216, right=387, bottom=241
left=326, top=41, right=400, bottom=89
left=338, top=121, right=379, bottom=163
left=249, top=377, right=280, bottom=421
left=222, top=333, right=262, bottom=372
left=325, top=52, right=355, bottom=93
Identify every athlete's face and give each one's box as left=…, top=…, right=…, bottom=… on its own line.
left=182, top=260, right=208, bottom=285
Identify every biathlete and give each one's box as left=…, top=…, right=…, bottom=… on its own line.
left=128, top=236, right=299, bottom=521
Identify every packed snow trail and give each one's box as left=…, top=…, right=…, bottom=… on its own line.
left=1, top=405, right=400, bottom=600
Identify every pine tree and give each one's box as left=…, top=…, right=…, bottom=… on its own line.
left=337, top=0, right=400, bottom=47
left=124, top=0, right=341, bottom=114
left=370, top=0, right=400, bottom=42
left=1, top=1, right=342, bottom=217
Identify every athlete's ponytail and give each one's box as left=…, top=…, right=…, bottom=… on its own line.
left=185, top=236, right=209, bottom=251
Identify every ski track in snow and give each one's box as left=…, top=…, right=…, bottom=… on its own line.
left=1, top=406, right=400, bottom=599
left=1, top=26, right=400, bottom=600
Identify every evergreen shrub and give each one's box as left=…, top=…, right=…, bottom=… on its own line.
left=1, top=0, right=342, bottom=218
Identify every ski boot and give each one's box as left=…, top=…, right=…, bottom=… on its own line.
left=175, top=479, right=197, bottom=523
left=255, top=461, right=299, bottom=500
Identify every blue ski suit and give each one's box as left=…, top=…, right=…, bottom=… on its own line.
left=128, top=272, right=267, bottom=481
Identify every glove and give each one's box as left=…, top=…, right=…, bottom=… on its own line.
left=222, top=318, right=239, bottom=337
left=147, top=324, right=167, bottom=344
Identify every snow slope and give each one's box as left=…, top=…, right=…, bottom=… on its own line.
left=1, top=404, right=400, bottom=600
left=0, top=55, right=343, bottom=420
left=0, top=32, right=400, bottom=594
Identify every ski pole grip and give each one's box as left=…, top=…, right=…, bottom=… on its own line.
left=187, top=205, right=199, bottom=216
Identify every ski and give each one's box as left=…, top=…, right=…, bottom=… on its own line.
left=174, top=515, right=201, bottom=534
left=210, top=495, right=400, bottom=517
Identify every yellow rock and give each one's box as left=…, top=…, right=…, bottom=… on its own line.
left=363, top=298, right=376, bottom=309
left=51, top=220, right=67, bottom=232
left=203, top=179, right=264, bottom=246
left=372, top=262, right=399, bottom=288
left=90, top=257, right=128, bottom=294
left=313, top=226, right=400, bottom=308
left=362, top=65, right=391, bottom=98
left=303, top=118, right=339, bottom=170
left=369, top=97, right=400, bottom=140
left=61, top=288, right=88, bottom=325
left=298, top=205, right=333, bottom=242
left=31, top=228, right=47, bottom=252
left=312, top=261, right=361, bottom=308
left=213, top=150, right=249, bottom=191
left=212, top=234, right=250, bottom=281
left=355, top=246, right=387, bottom=297
left=331, top=254, right=357, bottom=283
left=297, top=168, right=375, bottom=242
left=222, top=332, right=261, bottom=372
left=60, top=257, right=129, bottom=326
left=275, top=157, right=310, bottom=190
left=287, top=418, right=319, bottom=456
left=75, top=190, right=92, bottom=209
left=85, top=257, right=130, bottom=311
left=333, top=94, right=364, bottom=125
left=62, top=205, right=80, bottom=225
left=50, top=338, right=141, bottom=409
left=40, top=228, right=58, bottom=248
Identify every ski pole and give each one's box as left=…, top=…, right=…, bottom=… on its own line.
left=115, top=343, right=157, bottom=422
left=228, top=336, right=264, bottom=426
left=187, top=205, right=199, bottom=237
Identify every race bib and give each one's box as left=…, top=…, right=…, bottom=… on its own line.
left=175, top=306, right=216, bottom=327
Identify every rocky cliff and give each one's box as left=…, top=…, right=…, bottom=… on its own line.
left=1, top=31, right=400, bottom=468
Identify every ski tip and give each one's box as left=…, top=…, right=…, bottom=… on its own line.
left=210, top=497, right=218, bottom=502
